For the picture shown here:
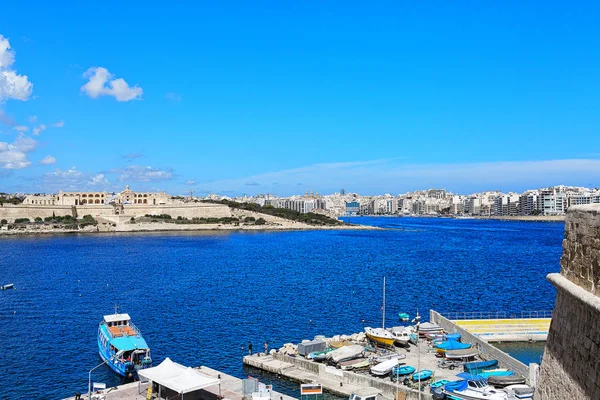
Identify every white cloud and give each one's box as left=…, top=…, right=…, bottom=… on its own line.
left=43, top=167, right=111, bottom=191
left=185, top=180, right=196, bottom=185
left=0, top=34, right=33, bottom=101
left=0, top=134, right=38, bottom=169
left=52, top=120, right=65, bottom=128
left=81, top=67, right=143, bottom=102
left=32, top=124, right=46, bottom=135
left=28, top=115, right=37, bottom=123
left=0, top=109, right=15, bottom=126
left=13, top=125, right=28, bottom=132
left=115, top=165, right=173, bottom=182
left=39, top=155, right=56, bottom=165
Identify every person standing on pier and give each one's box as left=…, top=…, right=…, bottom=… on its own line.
left=264, top=341, right=269, bottom=355
left=248, top=341, right=253, bottom=355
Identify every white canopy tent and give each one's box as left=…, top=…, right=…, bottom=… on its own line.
left=138, top=358, right=221, bottom=399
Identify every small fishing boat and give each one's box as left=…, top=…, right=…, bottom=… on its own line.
left=478, top=369, right=514, bottom=379
left=411, top=369, right=433, bottom=381
left=340, top=358, right=371, bottom=370
left=307, top=348, right=335, bottom=362
left=463, top=359, right=498, bottom=374
left=326, top=345, right=364, bottom=364
left=443, top=377, right=508, bottom=400
left=417, top=322, right=443, bottom=336
left=390, top=327, right=411, bottom=345
left=392, top=365, right=415, bottom=376
left=97, top=309, right=152, bottom=378
left=427, top=332, right=461, bottom=341
left=504, top=384, right=534, bottom=398
left=398, top=313, right=410, bottom=322
left=445, top=348, right=479, bottom=359
left=487, top=375, right=527, bottom=387
left=1, top=283, right=14, bottom=290
left=364, top=327, right=395, bottom=347
left=370, top=357, right=399, bottom=376
left=435, top=340, right=471, bottom=351
left=429, top=379, right=451, bottom=389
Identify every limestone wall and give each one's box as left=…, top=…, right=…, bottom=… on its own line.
left=536, top=204, right=600, bottom=399
left=0, top=203, right=231, bottom=222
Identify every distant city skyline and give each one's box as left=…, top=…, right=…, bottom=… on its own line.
left=1, top=3, right=600, bottom=194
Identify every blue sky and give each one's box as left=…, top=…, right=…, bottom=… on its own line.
left=1, top=1, right=599, bottom=196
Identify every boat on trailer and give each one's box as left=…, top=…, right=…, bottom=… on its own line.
left=97, top=309, right=152, bottom=378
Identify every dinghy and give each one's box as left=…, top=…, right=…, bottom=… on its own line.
left=398, top=313, right=410, bottom=322
left=445, top=348, right=479, bottom=359
left=478, top=369, right=514, bottom=379
left=504, top=384, right=534, bottom=398
left=370, top=357, right=399, bottom=376
left=463, top=359, right=498, bottom=374
left=411, top=369, right=433, bottom=381
left=487, top=375, right=527, bottom=387
left=340, top=358, right=371, bottom=370
left=392, top=365, right=415, bottom=376
left=435, top=340, right=471, bottom=351
left=429, top=379, right=451, bottom=389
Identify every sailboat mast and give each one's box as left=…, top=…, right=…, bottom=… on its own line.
left=382, top=276, right=386, bottom=330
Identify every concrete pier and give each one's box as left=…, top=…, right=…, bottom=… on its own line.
left=243, top=349, right=445, bottom=400
left=63, top=366, right=297, bottom=400
left=450, top=317, right=550, bottom=342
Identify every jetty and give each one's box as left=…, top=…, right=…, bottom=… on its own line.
left=63, top=366, right=296, bottom=400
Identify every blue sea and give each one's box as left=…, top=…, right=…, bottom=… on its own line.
left=0, top=217, right=564, bottom=399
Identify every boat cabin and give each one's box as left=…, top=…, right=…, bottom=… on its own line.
left=99, top=313, right=150, bottom=369
left=349, top=388, right=381, bottom=400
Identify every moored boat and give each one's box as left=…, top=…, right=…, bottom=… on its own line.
left=326, top=345, right=364, bottom=364
left=370, top=357, right=399, bottom=376
left=1, top=283, right=14, bottom=290
left=364, top=327, right=395, bottom=347
left=503, top=384, right=534, bottom=398
left=478, top=369, right=514, bottom=379
left=97, top=310, right=152, bottom=378
left=390, top=327, right=411, bottom=346
left=487, top=375, right=527, bottom=388
left=443, top=376, right=508, bottom=399
left=435, top=340, right=471, bottom=351
left=411, top=369, right=433, bottom=381
left=463, top=359, right=498, bottom=374
left=340, top=357, right=371, bottom=370
left=445, top=348, right=479, bottom=359
left=392, top=365, right=415, bottom=376
left=398, top=313, right=410, bottom=322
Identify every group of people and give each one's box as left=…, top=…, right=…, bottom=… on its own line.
left=248, top=341, right=268, bottom=355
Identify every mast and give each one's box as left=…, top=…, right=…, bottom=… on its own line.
left=382, top=276, right=386, bottom=330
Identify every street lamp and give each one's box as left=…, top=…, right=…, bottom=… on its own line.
left=88, top=353, right=119, bottom=400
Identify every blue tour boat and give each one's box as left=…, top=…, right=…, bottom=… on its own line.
left=97, top=310, right=152, bottom=378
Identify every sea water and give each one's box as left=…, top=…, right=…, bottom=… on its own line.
left=0, top=217, right=563, bottom=399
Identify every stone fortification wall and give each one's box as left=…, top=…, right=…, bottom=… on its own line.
left=429, top=310, right=530, bottom=379
left=122, top=203, right=232, bottom=219
left=0, top=203, right=231, bottom=222
left=536, top=204, right=600, bottom=399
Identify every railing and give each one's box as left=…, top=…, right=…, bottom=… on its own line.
left=444, top=310, right=553, bottom=320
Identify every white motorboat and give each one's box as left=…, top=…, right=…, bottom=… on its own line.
left=443, top=378, right=507, bottom=400
left=390, top=327, right=411, bottom=345
left=370, top=357, right=399, bottom=376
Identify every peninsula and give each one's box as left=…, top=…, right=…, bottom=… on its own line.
left=0, top=186, right=375, bottom=236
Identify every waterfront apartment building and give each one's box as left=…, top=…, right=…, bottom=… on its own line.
left=345, top=201, right=360, bottom=215
left=538, top=188, right=567, bottom=215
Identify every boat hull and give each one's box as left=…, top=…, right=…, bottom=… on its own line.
left=366, top=333, right=395, bottom=347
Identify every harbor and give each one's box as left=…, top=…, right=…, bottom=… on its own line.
left=241, top=310, right=538, bottom=400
